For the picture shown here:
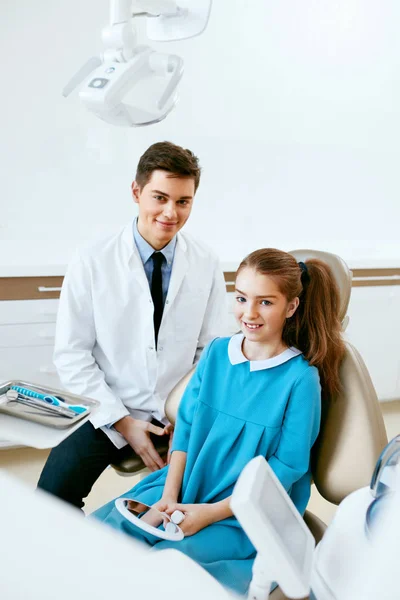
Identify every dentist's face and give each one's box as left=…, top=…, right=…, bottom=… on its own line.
left=132, top=170, right=195, bottom=250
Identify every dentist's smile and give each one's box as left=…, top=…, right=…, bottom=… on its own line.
left=156, top=220, right=178, bottom=228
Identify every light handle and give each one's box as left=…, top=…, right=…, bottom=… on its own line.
left=149, top=52, right=184, bottom=110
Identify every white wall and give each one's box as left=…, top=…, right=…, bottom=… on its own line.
left=1, top=0, right=400, bottom=265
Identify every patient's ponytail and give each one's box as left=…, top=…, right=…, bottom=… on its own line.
left=286, top=259, right=345, bottom=399
left=238, top=250, right=346, bottom=400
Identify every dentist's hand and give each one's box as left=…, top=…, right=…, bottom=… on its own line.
left=113, top=416, right=166, bottom=471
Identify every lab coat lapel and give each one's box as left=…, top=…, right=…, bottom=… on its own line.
left=123, top=223, right=150, bottom=295
left=130, top=252, right=150, bottom=295
left=164, top=234, right=188, bottom=312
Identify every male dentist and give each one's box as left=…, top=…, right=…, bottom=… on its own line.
left=38, top=141, right=228, bottom=509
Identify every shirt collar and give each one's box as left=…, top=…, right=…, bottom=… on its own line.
left=228, top=333, right=302, bottom=372
left=133, top=218, right=177, bottom=267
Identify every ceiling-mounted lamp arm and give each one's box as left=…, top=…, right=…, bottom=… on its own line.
left=105, top=0, right=182, bottom=62
left=109, top=0, right=132, bottom=25
left=132, top=0, right=180, bottom=18
left=103, top=0, right=136, bottom=63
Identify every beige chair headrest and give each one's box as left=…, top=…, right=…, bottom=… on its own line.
left=289, top=249, right=352, bottom=324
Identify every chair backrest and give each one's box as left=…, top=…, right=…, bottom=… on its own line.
left=312, top=340, right=387, bottom=504
left=165, top=249, right=388, bottom=505
left=165, top=368, right=194, bottom=425
left=289, top=249, right=387, bottom=504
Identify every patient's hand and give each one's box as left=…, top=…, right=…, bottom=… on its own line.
left=152, top=496, right=177, bottom=513
left=151, top=498, right=178, bottom=529
left=164, top=503, right=215, bottom=537
left=113, top=416, right=166, bottom=471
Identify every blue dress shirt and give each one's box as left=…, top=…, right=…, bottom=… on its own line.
left=133, top=218, right=176, bottom=303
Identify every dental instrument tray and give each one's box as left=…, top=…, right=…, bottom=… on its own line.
left=0, top=380, right=97, bottom=430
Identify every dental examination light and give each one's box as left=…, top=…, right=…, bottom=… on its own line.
left=62, top=0, right=212, bottom=127
left=231, top=456, right=315, bottom=600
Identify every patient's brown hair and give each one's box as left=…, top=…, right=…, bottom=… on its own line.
left=237, top=248, right=346, bottom=400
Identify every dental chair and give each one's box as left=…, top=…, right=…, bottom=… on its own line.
left=163, top=249, right=388, bottom=600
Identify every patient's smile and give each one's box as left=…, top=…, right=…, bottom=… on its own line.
left=243, top=322, right=263, bottom=330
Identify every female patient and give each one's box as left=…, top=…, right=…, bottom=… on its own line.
left=93, top=248, right=345, bottom=595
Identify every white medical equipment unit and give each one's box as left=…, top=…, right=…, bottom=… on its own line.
left=2, top=441, right=400, bottom=598
left=0, top=470, right=234, bottom=600
left=311, top=434, right=400, bottom=600
left=231, top=456, right=315, bottom=600
left=63, top=0, right=212, bottom=126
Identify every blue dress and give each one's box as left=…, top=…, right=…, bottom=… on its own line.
left=92, top=335, right=321, bottom=595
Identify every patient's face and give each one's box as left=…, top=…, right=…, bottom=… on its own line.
left=234, top=268, right=298, bottom=348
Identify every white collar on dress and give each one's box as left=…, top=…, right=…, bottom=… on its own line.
left=228, top=333, right=302, bottom=372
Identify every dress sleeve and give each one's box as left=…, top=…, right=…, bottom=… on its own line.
left=171, top=340, right=214, bottom=453
left=268, top=366, right=321, bottom=492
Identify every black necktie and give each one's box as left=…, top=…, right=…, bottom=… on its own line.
left=151, top=252, right=165, bottom=347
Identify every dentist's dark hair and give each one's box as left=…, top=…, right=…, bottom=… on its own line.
left=237, top=248, right=346, bottom=400
left=135, top=141, right=201, bottom=192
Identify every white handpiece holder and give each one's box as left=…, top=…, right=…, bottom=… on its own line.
left=149, top=53, right=184, bottom=110
left=230, top=456, right=315, bottom=600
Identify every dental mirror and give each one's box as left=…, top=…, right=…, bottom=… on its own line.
left=115, top=498, right=185, bottom=541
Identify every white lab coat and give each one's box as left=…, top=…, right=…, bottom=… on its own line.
left=54, top=223, right=228, bottom=448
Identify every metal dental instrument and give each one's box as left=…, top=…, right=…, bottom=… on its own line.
left=20, top=410, right=66, bottom=419
left=10, top=385, right=87, bottom=414
left=5, top=390, right=76, bottom=419
left=6, top=395, right=64, bottom=416
left=12, top=404, right=67, bottom=418
left=5, top=391, right=74, bottom=418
